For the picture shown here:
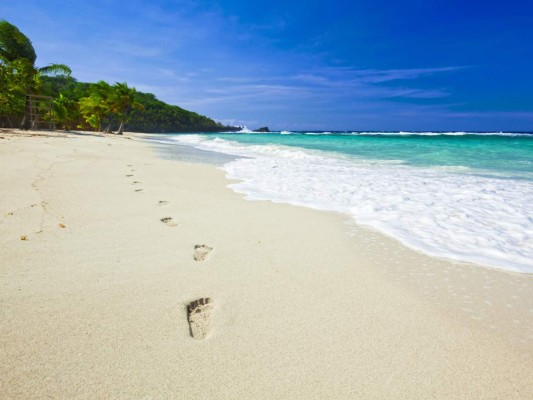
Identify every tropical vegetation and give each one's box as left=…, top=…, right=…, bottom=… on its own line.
left=0, top=19, right=71, bottom=129
left=0, top=20, right=238, bottom=133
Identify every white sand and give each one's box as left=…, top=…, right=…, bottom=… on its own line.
left=1, top=130, right=532, bottom=399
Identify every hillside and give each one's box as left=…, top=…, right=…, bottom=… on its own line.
left=40, top=76, right=239, bottom=133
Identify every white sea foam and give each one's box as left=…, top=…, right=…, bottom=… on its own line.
left=236, top=126, right=254, bottom=133
left=171, top=135, right=533, bottom=273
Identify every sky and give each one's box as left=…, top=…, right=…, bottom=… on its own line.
left=2, top=0, right=533, bottom=131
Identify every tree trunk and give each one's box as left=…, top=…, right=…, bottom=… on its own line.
left=117, top=119, right=125, bottom=135
left=20, top=87, right=31, bottom=130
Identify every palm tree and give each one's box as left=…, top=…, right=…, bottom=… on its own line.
left=79, top=81, right=113, bottom=132
left=0, top=20, right=71, bottom=129
left=111, top=82, right=144, bottom=134
left=53, top=93, right=79, bottom=130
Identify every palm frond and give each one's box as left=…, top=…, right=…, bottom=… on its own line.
left=37, top=63, right=72, bottom=76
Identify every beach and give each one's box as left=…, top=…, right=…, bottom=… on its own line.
left=1, top=130, right=532, bottom=399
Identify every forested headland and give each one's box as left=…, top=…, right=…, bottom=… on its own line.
left=0, top=20, right=239, bottom=133
left=38, top=76, right=240, bottom=133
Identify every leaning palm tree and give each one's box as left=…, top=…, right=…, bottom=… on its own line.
left=110, top=82, right=144, bottom=134
left=0, top=20, right=71, bottom=129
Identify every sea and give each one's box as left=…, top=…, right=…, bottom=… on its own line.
left=145, top=130, right=533, bottom=273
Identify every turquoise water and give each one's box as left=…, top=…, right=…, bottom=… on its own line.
left=148, top=131, right=533, bottom=272
left=201, top=132, right=533, bottom=180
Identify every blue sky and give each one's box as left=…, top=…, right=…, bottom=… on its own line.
left=2, top=0, right=533, bottom=130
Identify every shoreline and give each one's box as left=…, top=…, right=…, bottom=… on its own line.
left=1, top=130, right=532, bottom=398
left=157, top=131, right=533, bottom=274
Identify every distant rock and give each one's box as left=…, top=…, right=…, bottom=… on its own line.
left=253, top=126, right=270, bottom=132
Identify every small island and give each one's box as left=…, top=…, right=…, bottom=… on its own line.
left=252, top=126, right=270, bottom=132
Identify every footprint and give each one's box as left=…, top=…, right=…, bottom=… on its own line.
left=132, top=181, right=141, bottom=185
left=127, top=164, right=133, bottom=167
left=160, top=217, right=177, bottom=227
left=134, top=189, right=143, bottom=192
left=158, top=200, right=169, bottom=206
left=126, top=174, right=133, bottom=177
left=187, top=298, right=213, bottom=340
left=193, top=244, right=213, bottom=261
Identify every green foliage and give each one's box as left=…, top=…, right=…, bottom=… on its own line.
left=31, top=75, right=87, bottom=129
left=40, top=76, right=236, bottom=132
left=127, top=91, right=232, bottom=133
left=110, top=82, right=144, bottom=133
left=0, top=20, right=36, bottom=64
left=0, top=20, right=71, bottom=90
left=0, top=20, right=71, bottom=128
left=79, top=82, right=112, bottom=131
left=1, top=19, right=236, bottom=132
left=41, top=75, right=90, bottom=100
left=53, top=93, right=80, bottom=130
left=0, top=61, right=26, bottom=123
left=38, top=63, right=72, bottom=76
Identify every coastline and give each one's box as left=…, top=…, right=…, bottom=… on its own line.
left=1, top=130, right=532, bottom=398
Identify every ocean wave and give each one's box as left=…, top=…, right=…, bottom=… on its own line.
left=237, top=126, right=254, bottom=133
left=168, top=135, right=533, bottom=273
